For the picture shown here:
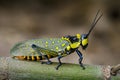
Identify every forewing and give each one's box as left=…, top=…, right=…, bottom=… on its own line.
left=10, top=38, right=69, bottom=56
left=38, top=38, right=69, bottom=52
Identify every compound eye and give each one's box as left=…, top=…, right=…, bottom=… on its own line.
left=81, top=34, right=87, bottom=40
left=73, top=37, right=77, bottom=41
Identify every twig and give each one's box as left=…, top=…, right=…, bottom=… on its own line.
left=0, top=57, right=120, bottom=80
left=111, top=64, right=120, bottom=76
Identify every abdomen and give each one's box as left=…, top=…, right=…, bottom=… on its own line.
left=13, top=54, right=57, bottom=61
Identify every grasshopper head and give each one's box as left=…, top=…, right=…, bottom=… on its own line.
left=80, top=10, right=103, bottom=50
left=80, top=34, right=88, bottom=50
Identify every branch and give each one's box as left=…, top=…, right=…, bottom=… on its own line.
left=0, top=57, right=120, bottom=80
left=111, top=64, right=120, bottom=76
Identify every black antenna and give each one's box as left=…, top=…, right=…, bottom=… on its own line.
left=87, top=10, right=103, bottom=37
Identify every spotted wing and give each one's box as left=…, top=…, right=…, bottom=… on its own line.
left=10, top=38, right=69, bottom=56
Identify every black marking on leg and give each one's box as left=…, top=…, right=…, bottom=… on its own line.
left=79, top=58, right=85, bottom=70
left=31, top=44, right=43, bottom=57
left=40, top=61, right=52, bottom=64
left=34, top=56, right=37, bottom=61
left=41, top=55, right=52, bottom=65
left=28, top=56, right=32, bottom=60
left=45, top=55, right=52, bottom=64
left=76, top=49, right=85, bottom=70
left=40, top=56, right=42, bottom=60
left=56, top=55, right=62, bottom=70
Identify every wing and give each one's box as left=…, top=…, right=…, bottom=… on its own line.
left=32, top=44, right=59, bottom=56
left=10, top=38, right=69, bottom=56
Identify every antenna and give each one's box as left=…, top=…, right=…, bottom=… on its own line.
left=86, top=10, right=103, bottom=37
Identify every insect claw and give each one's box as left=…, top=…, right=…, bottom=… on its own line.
left=55, top=67, right=59, bottom=70
left=81, top=65, right=86, bottom=70
left=56, top=55, right=62, bottom=70
left=79, top=58, right=86, bottom=70
left=55, top=64, right=61, bottom=70
left=66, top=51, right=70, bottom=55
left=46, top=61, right=52, bottom=65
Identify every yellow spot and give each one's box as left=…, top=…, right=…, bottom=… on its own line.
left=76, top=34, right=81, bottom=39
left=46, top=41, right=48, bottom=44
left=62, top=43, right=65, bottom=47
left=50, top=38, right=52, bottom=40
left=51, top=49, right=53, bottom=50
left=82, top=39, right=88, bottom=46
left=70, top=42, right=80, bottom=48
left=56, top=47, right=59, bottom=50
left=66, top=46, right=71, bottom=50
left=52, top=41, right=54, bottom=44
left=62, top=37, right=70, bottom=42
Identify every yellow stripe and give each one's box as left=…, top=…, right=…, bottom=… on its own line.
left=16, top=56, right=25, bottom=60
left=23, top=56, right=26, bottom=59
left=32, top=56, right=35, bottom=61
left=36, top=56, right=40, bottom=60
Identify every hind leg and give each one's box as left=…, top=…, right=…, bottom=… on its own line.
left=32, top=44, right=52, bottom=64
left=56, top=55, right=63, bottom=70
left=76, top=49, right=85, bottom=70
left=32, top=44, right=44, bottom=64
left=42, top=55, right=52, bottom=64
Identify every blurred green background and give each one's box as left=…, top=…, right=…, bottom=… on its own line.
left=0, top=0, right=120, bottom=65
